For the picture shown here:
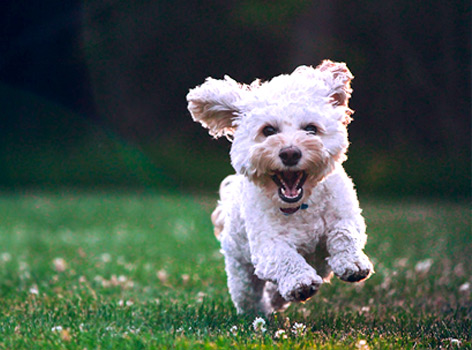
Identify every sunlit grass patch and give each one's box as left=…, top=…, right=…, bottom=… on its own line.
left=0, top=192, right=470, bottom=349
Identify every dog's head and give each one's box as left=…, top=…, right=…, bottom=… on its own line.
left=187, top=60, right=354, bottom=213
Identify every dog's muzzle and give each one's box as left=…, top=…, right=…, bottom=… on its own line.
left=271, top=171, right=307, bottom=203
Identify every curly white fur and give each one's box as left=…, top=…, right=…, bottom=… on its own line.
left=187, top=60, right=374, bottom=315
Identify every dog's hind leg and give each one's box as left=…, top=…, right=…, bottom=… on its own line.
left=224, top=255, right=267, bottom=315
left=211, top=175, right=239, bottom=239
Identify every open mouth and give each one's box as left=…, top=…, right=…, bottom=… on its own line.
left=271, top=171, right=308, bottom=203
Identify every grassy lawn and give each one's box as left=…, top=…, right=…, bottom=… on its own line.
left=0, top=191, right=470, bottom=349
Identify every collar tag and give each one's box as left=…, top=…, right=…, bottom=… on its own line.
left=300, top=203, right=309, bottom=210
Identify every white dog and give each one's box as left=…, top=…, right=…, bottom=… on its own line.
left=187, top=60, right=373, bottom=315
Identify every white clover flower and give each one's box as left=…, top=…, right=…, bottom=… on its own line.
left=157, top=269, right=169, bottom=283
left=53, top=257, right=67, bottom=272
left=51, top=325, right=63, bottom=332
left=252, top=317, right=267, bottom=333
left=181, top=274, right=190, bottom=284
left=94, top=275, right=104, bottom=283
left=415, top=259, right=433, bottom=274
left=356, top=339, right=370, bottom=350
left=118, top=299, right=134, bottom=307
left=459, top=282, right=470, bottom=293
left=100, top=253, right=112, bottom=263
left=127, top=327, right=140, bottom=334
left=360, top=306, right=371, bottom=314
left=274, top=329, right=287, bottom=339
left=230, top=325, right=238, bottom=336
left=291, top=322, right=306, bottom=337
left=1, top=252, right=11, bottom=262
left=29, top=285, right=39, bottom=295
left=196, top=291, right=206, bottom=303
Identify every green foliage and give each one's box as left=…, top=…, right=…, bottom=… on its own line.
left=0, top=192, right=470, bottom=348
left=1, top=83, right=469, bottom=197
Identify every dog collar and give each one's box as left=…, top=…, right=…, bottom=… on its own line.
left=280, top=203, right=309, bottom=216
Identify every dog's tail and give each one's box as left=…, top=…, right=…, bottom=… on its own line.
left=211, top=175, right=237, bottom=239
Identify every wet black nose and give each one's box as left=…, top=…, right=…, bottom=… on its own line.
left=279, top=146, right=302, bottom=166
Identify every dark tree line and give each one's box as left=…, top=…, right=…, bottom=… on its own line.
left=0, top=0, right=470, bottom=192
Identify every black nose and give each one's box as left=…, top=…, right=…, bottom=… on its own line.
left=279, top=146, right=302, bottom=166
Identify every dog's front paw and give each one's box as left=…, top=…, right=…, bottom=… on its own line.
left=329, top=252, right=373, bottom=283
left=279, top=273, right=323, bottom=302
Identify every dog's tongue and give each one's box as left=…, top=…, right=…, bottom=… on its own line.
left=281, top=171, right=300, bottom=197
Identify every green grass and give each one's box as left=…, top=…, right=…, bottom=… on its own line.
left=0, top=192, right=470, bottom=349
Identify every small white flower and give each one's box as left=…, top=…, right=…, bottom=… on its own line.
left=29, top=286, right=39, bottom=295
left=127, top=327, right=140, bottom=334
left=196, top=291, right=206, bottom=303
left=459, top=282, right=470, bottom=293
left=1, top=252, right=11, bottom=262
left=105, top=326, right=115, bottom=333
left=415, top=259, right=433, bottom=274
left=230, top=325, right=238, bottom=336
left=252, top=317, right=266, bottom=333
left=274, top=329, right=287, bottom=339
left=53, top=257, right=67, bottom=272
left=360, top=306, right=371, bottom=314
left=291, top=322, right=306, bottom=336
left=157, top=269, right=168, bottom=283
left=100, top=253, right=111, bottom=263
left=94, top=275, right=104, bottom=282
left=51, top=326, right=63, bottom=332
left=118, top=299, right=134, bottom=307
left=356, top=339, right=370, bottom=349
left=181, top=274, right=190, bottom=284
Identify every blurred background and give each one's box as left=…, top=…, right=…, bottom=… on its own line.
left=0, top=0, right=470, bottom=197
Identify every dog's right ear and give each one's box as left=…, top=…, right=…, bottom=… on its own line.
left=187, top=76, right=244, bottom=139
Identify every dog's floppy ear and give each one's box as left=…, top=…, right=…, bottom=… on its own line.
left=317, top=60, right=354, bottom=124
left=187, top=76, right=244, bottom=139
left=317, top=60, right=353, bottom=107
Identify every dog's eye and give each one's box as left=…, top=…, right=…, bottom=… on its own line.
left=304, top=124, right=318, bottom=135
left=262, top=125, right=278, bottom=137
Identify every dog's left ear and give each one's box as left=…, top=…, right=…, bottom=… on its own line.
left=317, top=60, right=354, bottom=124
left=187, top=76, right=245, bottom=139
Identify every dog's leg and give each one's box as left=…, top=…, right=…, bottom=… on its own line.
left=326, top=228, right=373, bottom=282
left=251, top=242, right=323, bottom=304
left=224, top=255, right=267, bottom=315
left=262, top=281, right=290, bottom=313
